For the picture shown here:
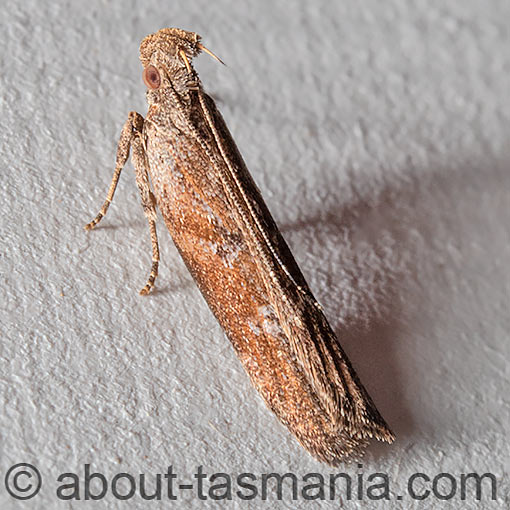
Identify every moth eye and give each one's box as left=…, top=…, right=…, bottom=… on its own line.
left=142, top=65, right=161, bottom=89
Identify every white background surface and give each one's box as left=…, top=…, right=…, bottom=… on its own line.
left=1, top=0, right=509, bottom=508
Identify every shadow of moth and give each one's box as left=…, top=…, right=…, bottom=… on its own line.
left=85, top=28, right=394, bottom=465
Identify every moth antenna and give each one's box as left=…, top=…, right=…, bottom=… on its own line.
left=179, top=49, right=193, bottom=73
left=197, top=43, right=226, bottom=66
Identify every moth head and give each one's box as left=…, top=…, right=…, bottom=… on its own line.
left=139, top=28, right=224, bottom=93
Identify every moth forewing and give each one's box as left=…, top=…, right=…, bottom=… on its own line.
left=85, top=27, right=394, bottom=466
left=197, top=89, right=393, bottom=439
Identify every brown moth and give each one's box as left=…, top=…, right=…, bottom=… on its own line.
left=85, top=28, right=394, bottom=465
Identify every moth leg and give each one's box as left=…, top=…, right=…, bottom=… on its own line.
left=84, top=113, right=139, bottom=230
left=130, top=117, right=160, bottom=295
left=85, top=111, right=160, bottom=295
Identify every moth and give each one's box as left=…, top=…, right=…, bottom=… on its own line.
left=85, top=28, right=394, bottom=465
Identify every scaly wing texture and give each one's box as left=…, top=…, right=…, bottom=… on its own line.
left=197, top=93, right=395, bottom=442
left=144, top=92, right=393, bottom=465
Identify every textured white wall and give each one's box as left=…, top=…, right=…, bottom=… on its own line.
left=1, top=0, right=509, bottom=508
